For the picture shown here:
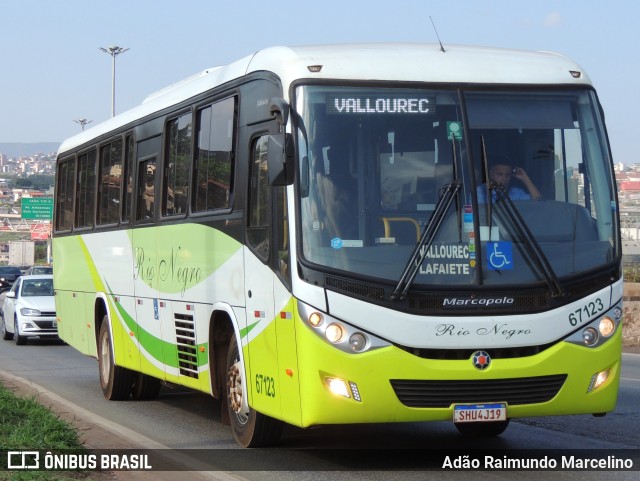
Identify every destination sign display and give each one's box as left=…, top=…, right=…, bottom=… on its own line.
left=327, top=96, right=435, bottom=114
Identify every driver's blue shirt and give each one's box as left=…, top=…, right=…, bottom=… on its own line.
left=477, top=184, right=530, bottom=203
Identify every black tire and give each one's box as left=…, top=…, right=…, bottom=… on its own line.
left=98, top=315, right=133, bottom=400
left=1, top=315, right=13, bottom=341
left=455, top=419, right=510, bottom=437
left=226, top=333, right=282, bottom=447
left=131, top=372, right=161, bottom=400
left=14, top=317, right=26, bottom=345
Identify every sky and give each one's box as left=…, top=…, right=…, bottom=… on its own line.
left=1, top=0, right=638, bottom=164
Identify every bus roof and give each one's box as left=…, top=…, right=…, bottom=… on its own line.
left=58, top=43, right=591, bottom=155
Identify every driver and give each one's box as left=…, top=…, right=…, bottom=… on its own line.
left=477, top=160, right=542, bottom=203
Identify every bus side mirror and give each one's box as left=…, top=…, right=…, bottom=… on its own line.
left=267, top=133, right=294, bottom=186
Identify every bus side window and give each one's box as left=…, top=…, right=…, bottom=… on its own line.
left=136, top=158, right=156, bottom=221
left=122, top=135, right=134, bottom=222
left=75, top=149, right=97, bottom=229
left=275, top=186, right=290, bottom=282
left=194, top=97, right=236, bottom=212
left=97, top=138, right=123, bottom=225
left=247, top=136, right=270, bottom=260
left=164, top=112, right=192, bottom=215
left=55, top=157, right=75, bottom=232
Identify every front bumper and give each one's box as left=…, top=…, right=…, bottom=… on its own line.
left=17, top=315, right=58, bottom=338
left=293, top=323, right=621, bottom=427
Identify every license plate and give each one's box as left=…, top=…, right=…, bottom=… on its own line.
left=454, top=403, right=507, bottom=423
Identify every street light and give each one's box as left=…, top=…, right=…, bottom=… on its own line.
left=73, top=118, right=92, bottom=131
left=99, top=45, right=129, bottom=117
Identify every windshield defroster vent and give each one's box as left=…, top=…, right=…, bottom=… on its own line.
left=325, top=276, right=385, bottom=302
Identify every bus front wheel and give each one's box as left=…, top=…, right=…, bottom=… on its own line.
left=98, top=316, right=133, bottom=400
left=225, top=333, right=282, bottom=447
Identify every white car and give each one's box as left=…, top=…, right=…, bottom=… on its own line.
left=1, top=274, right=57, bottom=345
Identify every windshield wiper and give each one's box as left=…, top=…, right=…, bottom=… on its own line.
left=391, top=181, right=462, bottom=301
left=490, top=184, right=564, bottom=297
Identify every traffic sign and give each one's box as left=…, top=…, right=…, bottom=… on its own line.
left=21, top=197, right=53, bottom=220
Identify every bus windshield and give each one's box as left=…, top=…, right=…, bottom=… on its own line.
left=296, top=85, right=619, bottom=288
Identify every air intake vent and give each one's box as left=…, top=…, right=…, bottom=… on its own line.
left=390, top=374, right=567, bottom=408
left=325, top=276, right=385, bottom=302
left=175, top=313, right=199, bottom=379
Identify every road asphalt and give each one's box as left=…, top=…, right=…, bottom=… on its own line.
left=3, top=346, right=639, bottom=480
left=0, top=369, right=240, bottom=481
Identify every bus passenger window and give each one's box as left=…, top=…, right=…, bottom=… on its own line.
left=122, top=135, right=134, bottom=222
left=137, top=159, right=156, bottom=221
left=75, top=150, right=97, bottom=228
left=55, top=158, right=75, bottom=231
left=194, top=97, right=236, bottom=212
left=98, top=139, right=123, bottom=225
left=247, top=136, right=270, bottom=260
left=275, top=186, right=289, bottom=281
left=164, top=112, right=192, bottom=215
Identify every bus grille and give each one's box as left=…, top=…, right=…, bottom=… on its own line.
left=175, top=313, right=199, bottom=379
left=390, top=374, right=567, bottom=408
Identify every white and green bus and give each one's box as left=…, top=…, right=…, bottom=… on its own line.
left=53, top=43, right=622, bottom=447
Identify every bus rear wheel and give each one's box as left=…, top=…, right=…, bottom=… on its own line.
left=98, top=315, right=133, bottom=400
left=226, top=333, right=282, bottom=447
left=455, top=419, right=510, bottom=437
left=132, top=372, right=161, bottom=400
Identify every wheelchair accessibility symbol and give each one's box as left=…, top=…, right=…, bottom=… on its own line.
left=487, top=241, right=513, bottom=270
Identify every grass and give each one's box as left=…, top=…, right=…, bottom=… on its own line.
left=0, top=383, right=98, bottom=481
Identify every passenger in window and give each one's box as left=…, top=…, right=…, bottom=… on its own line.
left=477, top=158, right=542, bottom=203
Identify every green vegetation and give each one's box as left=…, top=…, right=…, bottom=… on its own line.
left=9, top=175, right=55, bottom=191
left=0, top=384, right=95, bottom=480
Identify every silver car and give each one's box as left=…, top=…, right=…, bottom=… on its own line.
left=1, top=275, right=57, bottom=345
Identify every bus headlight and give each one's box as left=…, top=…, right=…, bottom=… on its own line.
left=349, top=332, right=368, bottom=352
left=297, top=300, right=390, bottom=354
left=325, top=323, right=345, bottom=343
left=582, top=327, right=598, bottom=346
left=308, top=311, right=324, bottom=327
left=598, top=317, right=615, bottom=337
left=566, top=302, right=621, bottom=349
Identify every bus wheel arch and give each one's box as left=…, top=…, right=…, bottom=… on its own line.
left=226, top=332, right=283, bottom=447
left=209, top=310, right=234, bottom=401
left=95, top=300, right=134, bottom=401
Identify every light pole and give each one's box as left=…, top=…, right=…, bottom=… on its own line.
left=99, top=46, right=129, bottom=117
left=73, top=118, right=92, bottom=131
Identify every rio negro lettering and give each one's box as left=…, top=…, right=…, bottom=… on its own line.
left=134, top=245, right=203, bottom=296
left=435, top=322, right=531, bottom=340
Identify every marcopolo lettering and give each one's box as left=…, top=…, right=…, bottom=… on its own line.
left=331, top=97, right=432, bottom=114
left=443, top=297, right=515, bottom=307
